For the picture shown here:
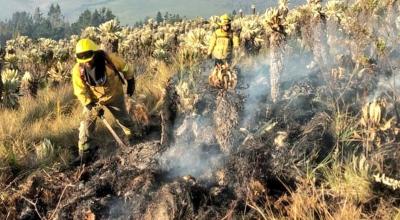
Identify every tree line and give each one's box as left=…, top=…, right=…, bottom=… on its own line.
left=0, top=4, right=116, bottom=45
left=0, top=4, right=187, bottom=45
left=134, top=11, right=184, bottom=27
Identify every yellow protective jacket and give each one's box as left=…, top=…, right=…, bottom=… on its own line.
left=72, top=52, right=134, bottom=106
left=208, top=29, right=240, bottom=60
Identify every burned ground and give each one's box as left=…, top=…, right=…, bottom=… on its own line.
left=1, top=59, right=393, bottom=220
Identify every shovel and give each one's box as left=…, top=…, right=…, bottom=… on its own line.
left=100, top=115, right=129, bottom=149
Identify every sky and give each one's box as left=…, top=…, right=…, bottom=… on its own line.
left=0, top=0, right=305, bottom=25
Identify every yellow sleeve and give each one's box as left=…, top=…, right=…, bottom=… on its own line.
left=207, top=31, right=217, bottom=55
left=71, top=64, right=93, bottom=106
left=233, top=34, right=240, bottom=49
left=108, top=53, right=135, bottom=80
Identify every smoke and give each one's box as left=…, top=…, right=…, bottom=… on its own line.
left=158, top=3, right=400, bottom=182
left=158, top=58, right=273, bottom=180
left=368, top=65, right=400, bottom=102
left=239, top=56, right=269, bottom=127
left=158, top=37, right=320, bottom=181
left=158, top=49, right=317, bottom=181
left=159, top=112, right=223, bottom=179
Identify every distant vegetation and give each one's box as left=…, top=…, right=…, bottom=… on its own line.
left=0, top=3, right=191, bottom=45
left=2, top=1, right=400, bottom=219
left=134, top=11, right=184, bottom=27
left=0, top=4, right=116, bottom=45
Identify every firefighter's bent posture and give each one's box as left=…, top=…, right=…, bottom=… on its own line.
left=71, top=38, right=137, bottom=162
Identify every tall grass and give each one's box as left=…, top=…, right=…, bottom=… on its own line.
left=246, top=155, right=399, bottom=220
left=0, top=62, right=179, bottom=171
left=134, top=59, right=176, bottom=115
left=0, top=84, right=80, bottom=169
left=321, top=155, right=372, bottom=204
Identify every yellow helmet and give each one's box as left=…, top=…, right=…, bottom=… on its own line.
left=219, top=14, right=231, bottom=26
left=75, top=38, right=99, bottom=63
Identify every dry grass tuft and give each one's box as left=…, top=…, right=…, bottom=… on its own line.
left=0, top=84, right=80, bottom=169
left=322, top=155, right=372, bottom=204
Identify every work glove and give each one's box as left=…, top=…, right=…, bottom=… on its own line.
left=95, top=107, right=105, bottom=118
left=85, top=102, right=96, bottom=111
left=126, top=78, right=135, bottom=97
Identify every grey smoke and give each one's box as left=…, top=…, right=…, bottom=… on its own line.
left=159, top=112, right=223, bottom=179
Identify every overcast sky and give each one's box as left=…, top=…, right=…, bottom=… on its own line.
left=0, top=0, right=304, bottom=25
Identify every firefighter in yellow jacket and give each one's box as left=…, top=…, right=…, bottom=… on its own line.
left=72, top=38, right=137, bottom=161
left=207, top=14, right=240, bottom=66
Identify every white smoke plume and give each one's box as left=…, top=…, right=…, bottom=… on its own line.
left=159, top=112, right=223, bottom=179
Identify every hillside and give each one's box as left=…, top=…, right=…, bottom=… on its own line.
left=0, top=0, right=306, bottom=25
left=1, top=1, right=400, bottom=219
